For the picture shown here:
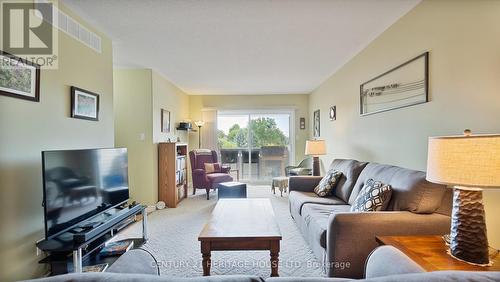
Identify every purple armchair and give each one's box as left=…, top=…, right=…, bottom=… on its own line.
left=189, top=149, right=233, bottom=200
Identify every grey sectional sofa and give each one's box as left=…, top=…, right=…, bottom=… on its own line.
left=288, top=159, right=453, bottom=278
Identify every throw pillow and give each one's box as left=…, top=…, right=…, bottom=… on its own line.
left=351, top=179, right=392, bottom=212
left=204, top=163, right=221, bottom=174
left=313, top=170, right=343, bottom=197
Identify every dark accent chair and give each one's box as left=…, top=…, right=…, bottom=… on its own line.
left=189, top=149, right=233, bottom=200
left=285, top=157, right=312, bottom=176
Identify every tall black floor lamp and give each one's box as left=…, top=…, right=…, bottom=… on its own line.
left=194, top=120, right=205, bottom=148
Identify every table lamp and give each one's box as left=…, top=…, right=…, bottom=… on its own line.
left=426, top=130, right=500, bottom=265
left=194, top=120, right=205, bottom=148
left=305, top=139, right=326, bottom=176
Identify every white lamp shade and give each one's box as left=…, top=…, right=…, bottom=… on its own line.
left=305, top=140, right=326, bottom=156
left=194, top=120, right=205, bottom=127
left=426, top=134, right=500, bottom=188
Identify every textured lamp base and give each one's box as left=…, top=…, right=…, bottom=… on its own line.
left=312, top=156, right=320, bottom=176
left=450, top=187, right=490, bottom=265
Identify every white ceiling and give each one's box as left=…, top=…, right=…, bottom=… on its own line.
left=63, top=0, right=420, bottom=95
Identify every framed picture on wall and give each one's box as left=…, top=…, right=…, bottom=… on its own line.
left=0, top=51, right=40, bottom=102
left=329, top=106, right=336, bottom=121
left=299, top=117, right=306, bottom=130
left=70, top=86, right=99, bottom=121
left=360, top=52, right=429, bottom=116
left=161, top=109, right=171, bottom=133
left=313, top=109, right=320, bottom=137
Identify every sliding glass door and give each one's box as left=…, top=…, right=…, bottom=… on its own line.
left=217, top=114, right=252, bottom=180
left=217, top=110, right=293, bottom=182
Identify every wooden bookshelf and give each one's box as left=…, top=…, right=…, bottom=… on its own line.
left=158, top=143, right=188, bottom=208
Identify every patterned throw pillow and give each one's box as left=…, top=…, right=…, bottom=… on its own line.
left=313, top=170, right=343, bottom=197
left=204, top=163, right=221, bottom=174
left=351, top=179, right=392, bottom=212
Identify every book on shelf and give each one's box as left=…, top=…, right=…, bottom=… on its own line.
left=83, top=263, right=109, bottom=272
left=99, top=240, right=134, bottom=257
left=176, top=170, right=185, bottom=185
left=176, top=157, right=186, bottom=170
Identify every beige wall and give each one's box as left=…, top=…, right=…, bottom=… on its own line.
left=151, top=71, right=191, bottom=198
left=189, top=94, right=309, bottom=163
left=114, top=69, right=155, bottom=205
left=0, top=2, right=114, bottom=280
left=152, top=72, right=191, bottom=144
left=114, top=69, right=190, bottom=205
left=309, top=0, right=500, bottom=248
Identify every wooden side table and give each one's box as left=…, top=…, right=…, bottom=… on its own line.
left=376, top=235, right=500, bottom=272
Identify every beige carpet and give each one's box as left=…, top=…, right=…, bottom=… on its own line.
left=115, top=185, right=324, bottom=278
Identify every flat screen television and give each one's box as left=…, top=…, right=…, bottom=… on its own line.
left=42, top=148, right=129, bottom=239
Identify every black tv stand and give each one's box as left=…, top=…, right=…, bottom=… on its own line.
left=37, top=205, right=148, bottom=274
left=80, top=222, right=101, bottom=229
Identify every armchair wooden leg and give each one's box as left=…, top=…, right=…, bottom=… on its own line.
left=206, top=188, right=210, bottom=200
left=193, top=187, right=196, bottom=195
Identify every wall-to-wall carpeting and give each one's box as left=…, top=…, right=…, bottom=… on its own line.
left=115, top=186, right=324, bottom=278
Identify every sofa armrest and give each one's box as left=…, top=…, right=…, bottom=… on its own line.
left=289, top=176, right=322, bottom=192
left=107, top=248, right=159, bottom=275
left=326, top=211, right=450, bottom=278
left=365, top=246, right=424, bottom=278
left=285, top=165, right=297, bottom=176
left=221, top=165, right=231, bottom=173
left=193, top=168, right=206, bottom=176
left=290, top=168, right=313, bottom=176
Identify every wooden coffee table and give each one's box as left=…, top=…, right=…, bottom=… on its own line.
left=198, top=199, right=282, bottom=277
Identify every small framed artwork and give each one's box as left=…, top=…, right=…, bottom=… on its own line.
left=161, top=109, right=171, bottom=133
left=299, top=117, right=306, bottom=130
left=70, top=86, right=99, bottom=121
left=0, top=51, right=40, bottom=102
left=329, top=106, right=336, bottom=121
left=313, top=109, right=320, bottom=137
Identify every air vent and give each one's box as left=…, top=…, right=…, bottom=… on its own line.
left=57, top=9, right=102, bottom=53
left=35, top=2, right=102, bottom=53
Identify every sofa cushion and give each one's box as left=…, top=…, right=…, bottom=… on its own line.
left=289, top=191, right=346, bottom=216
left=328, top=159, right=368, bottom=203
left=365, top=246, right=424, bottom=278
left=435, top=188, right=453, bottom=216
left=107, top=249, right=159, bottom=275
left=302, top=204, right=351, bottom=248
left=314, top=170, right=343, bottom=197
left=204, top=162, right=221, bottom=173
left=267, top=277, right=352, bottom=282
left=348, top=163, right=447, bottom=214
left=350, top=179, right=392, bottom=212
left=28, top=273, right=265, bottom=282
left=289, top=167, right=312, bottom=176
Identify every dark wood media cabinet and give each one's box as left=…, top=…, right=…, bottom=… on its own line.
left=37, top=204, right=148, bottom=275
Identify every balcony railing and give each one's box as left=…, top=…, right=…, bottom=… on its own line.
left=220, top=146, right=289, bottom=181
